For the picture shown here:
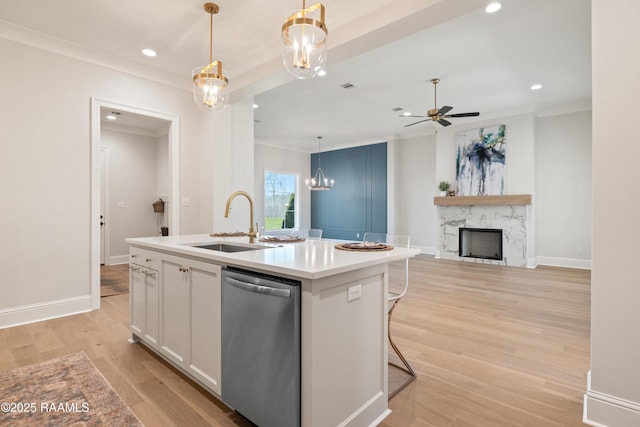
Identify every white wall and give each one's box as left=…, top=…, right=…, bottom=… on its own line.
left=101, top=129, right=163, bottom=260
left=585, top=0, right=640, bottom=425
left=535, top=111, right=592, bottom=268
left=0, top=37, right=220, bottom=326
left=254, top=143, right=311, bottom=232
left=433, top=113, right=537, bottom=264
left=431, top=111, right=595, bottom=267
left=156, top=132, right=169, bottom=201
left=391, top=134, right=438, bottom=253
left=435, top=113, right=536, bottom=194
left=200, top=100, right=257, bottom=234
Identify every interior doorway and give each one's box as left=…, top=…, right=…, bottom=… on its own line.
left=100, top=147, right=109, bottom=265
left=90, top=98, right=180, bottom=309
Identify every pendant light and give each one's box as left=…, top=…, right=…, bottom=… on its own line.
left=192, top=3, right=229, bottom=112
left=281, top=1, right=328, bottom=79
left=306, top=136, right=334, bottom=190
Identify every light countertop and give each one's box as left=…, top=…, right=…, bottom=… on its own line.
left=126, top=234, right=421, bottom=280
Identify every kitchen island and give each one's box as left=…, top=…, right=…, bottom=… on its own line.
left=126, top=233, right=420, bottom=426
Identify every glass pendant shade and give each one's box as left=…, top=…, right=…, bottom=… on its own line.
left=193, top=3, right=229, bottom=112
left=281, top=2, right=328, bottom=79
left=192, top=62, right=229, bottom=112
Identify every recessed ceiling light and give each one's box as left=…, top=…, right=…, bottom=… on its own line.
left=485, top=2, right=502, bottom=13
left=403, top=112, right=412, bottom=116
left=253, top=103, right=259, bottom=109
left=106, top=114, right=117, bottom=120
left=142, top=48, right=157, bottom=57
left=317, top=69, right=327, bottom=77
left=531, top=83, right=543, bottom=91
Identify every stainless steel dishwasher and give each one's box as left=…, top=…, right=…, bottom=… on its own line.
left=221, top=267, right=301, bottom=427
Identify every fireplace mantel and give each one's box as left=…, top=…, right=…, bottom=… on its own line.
left=434, top=194, right=531, bottom=206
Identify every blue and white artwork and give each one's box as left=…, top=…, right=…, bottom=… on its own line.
left=456, top=125, right=506, bottom=196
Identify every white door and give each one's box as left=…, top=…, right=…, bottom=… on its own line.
left=100, top=148, right=107, bottom=265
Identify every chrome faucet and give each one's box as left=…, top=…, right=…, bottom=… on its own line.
left=224, top=191, right=257, bottom=243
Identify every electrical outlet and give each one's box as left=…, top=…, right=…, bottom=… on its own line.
left=347, top=284, right=362, bottom=302
left=356, top=232, right=360, bottom=239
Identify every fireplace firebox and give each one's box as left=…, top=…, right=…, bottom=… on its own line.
left=459, top=228, right=503, bottom=261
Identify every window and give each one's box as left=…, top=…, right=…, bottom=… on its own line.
left=264, top=171, right=298, bottom=231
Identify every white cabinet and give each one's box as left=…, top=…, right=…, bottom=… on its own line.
left=158, top=254, right=222, bottom=395
left=187, top=259, right=222, bottom=394
left=129, top=248, right=159, bottom=349
left=158, top=256, right=189, bottom=365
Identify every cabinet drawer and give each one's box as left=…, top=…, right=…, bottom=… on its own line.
left=129, top=247, right=161, bottom=271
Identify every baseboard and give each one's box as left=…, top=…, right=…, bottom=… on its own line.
left=415, top=245, right=436, bottom=255
left=584, top=371, right=640, bottom=426
left=0, top=295, right=93, bottom=329
left=108, top=255, right=129, bottom=265
left=536, top=256, right=591, bottom=270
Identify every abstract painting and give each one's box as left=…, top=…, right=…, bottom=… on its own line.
left=456, top=124, right=506, bottom=196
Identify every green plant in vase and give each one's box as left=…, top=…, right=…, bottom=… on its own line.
left=438, top=181, right=450, bottom=196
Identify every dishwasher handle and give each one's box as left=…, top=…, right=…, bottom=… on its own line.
left=225, top=276, right=291, bottom=299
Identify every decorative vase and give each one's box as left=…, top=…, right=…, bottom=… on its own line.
left=440, top=191, right=447, bottom=197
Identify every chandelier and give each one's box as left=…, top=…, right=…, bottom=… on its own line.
left=192, top=3, right=229, bottom=112
left=306, top=136, right=334, bottom=190
left=281, top=1, right=328, bottom=79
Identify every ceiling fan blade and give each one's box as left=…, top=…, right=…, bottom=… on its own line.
left=399, top=115, right=428, bottom=118
left=404, top=119, right=431, bottom=128
left=444, top=112, right=480, bottom=118
left=438, top=105, right=453, bottom=115
left=437, top=119, right=452, bottom=127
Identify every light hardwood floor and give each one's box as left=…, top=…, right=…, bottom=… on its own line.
left=0, top=256, right=590, bottom=426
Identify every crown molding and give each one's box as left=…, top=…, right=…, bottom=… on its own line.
left=0, top=20, right=190, bottom=92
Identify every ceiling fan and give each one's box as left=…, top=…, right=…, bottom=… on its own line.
left=401, top=78, right=480, bottom=127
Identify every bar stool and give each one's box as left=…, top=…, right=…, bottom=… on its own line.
left=363, top=232, right=417, bottom=398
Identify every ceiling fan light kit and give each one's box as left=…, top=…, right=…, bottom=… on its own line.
left=193, top=3, right=229, bottom=112
left=402, top=78, right=480, bottom=127
left=281, top=1, right=328, bottom=79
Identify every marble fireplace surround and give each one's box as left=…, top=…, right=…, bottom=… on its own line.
left=434, top=195, right=532, bottom=268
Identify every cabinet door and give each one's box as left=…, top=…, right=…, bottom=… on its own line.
left=129, top=265, right=159, bottom=349
left=143, top=268, right=159, bottom=348
left=129, top=265, right=145, bottom=337
left=159, top=257, right=189, bottom=365
left=187, top=260, right=222, bottom=395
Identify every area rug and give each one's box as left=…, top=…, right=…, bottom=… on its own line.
left=0, top=352, right=143, bottom=426
left=101, top=264, right=130, bottom=297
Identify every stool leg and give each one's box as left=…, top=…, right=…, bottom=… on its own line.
left=388, top=299, right=417, bottom=399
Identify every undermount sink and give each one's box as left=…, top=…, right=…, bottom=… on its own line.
left=191, top=243, right=272, bottom=253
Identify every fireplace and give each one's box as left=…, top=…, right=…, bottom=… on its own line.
left=435, top=197, right=530, bottom=267
left=459, top=228, right=503, bottom=261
